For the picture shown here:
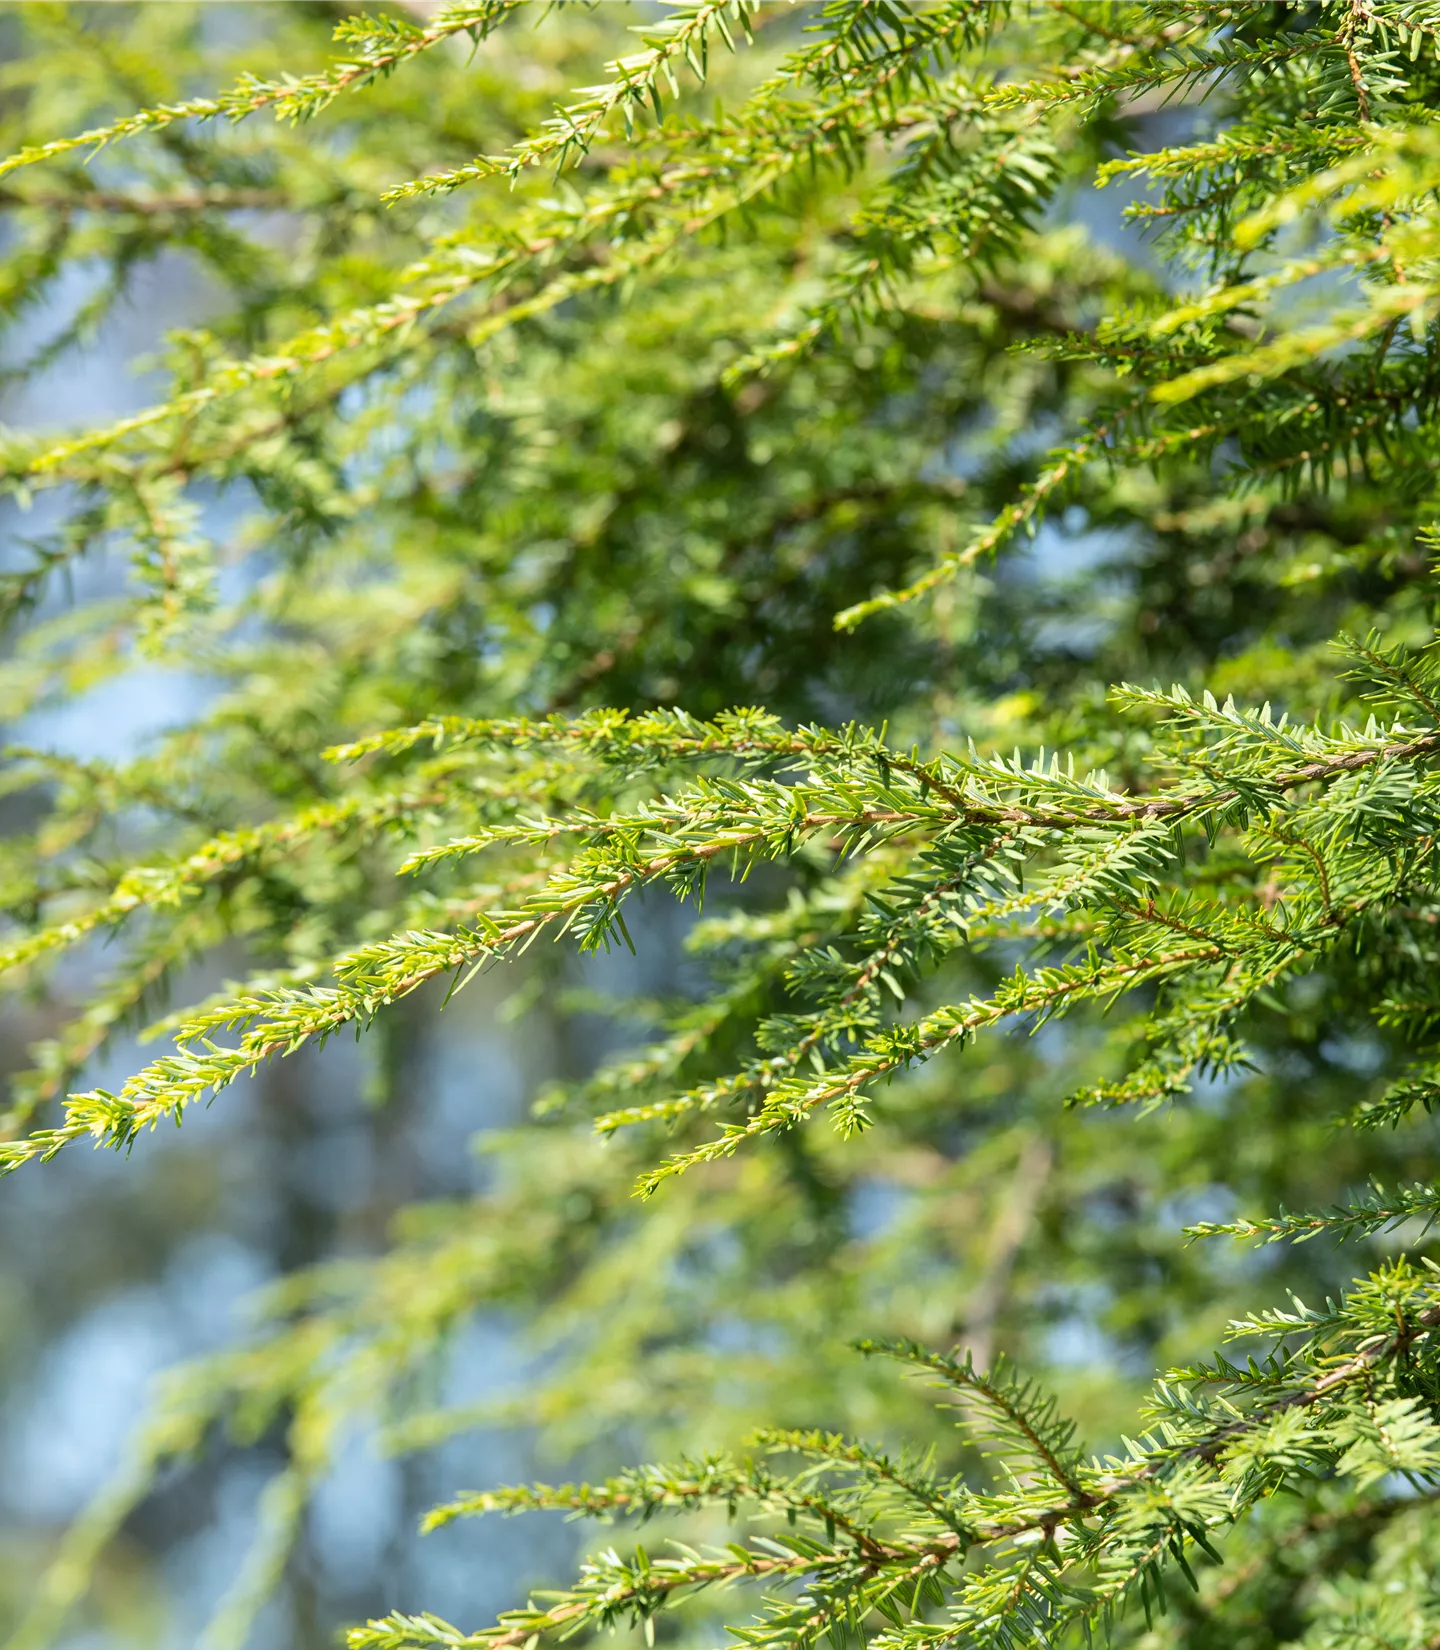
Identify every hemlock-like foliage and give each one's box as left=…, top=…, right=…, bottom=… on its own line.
left=11, top=2, right=1440, bottom=1649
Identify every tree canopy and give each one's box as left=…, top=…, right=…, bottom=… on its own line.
left=5, top=3, right=1440, bottom=1648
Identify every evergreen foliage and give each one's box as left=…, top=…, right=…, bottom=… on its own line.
left=9, top=2, right=1440, bottom=1648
